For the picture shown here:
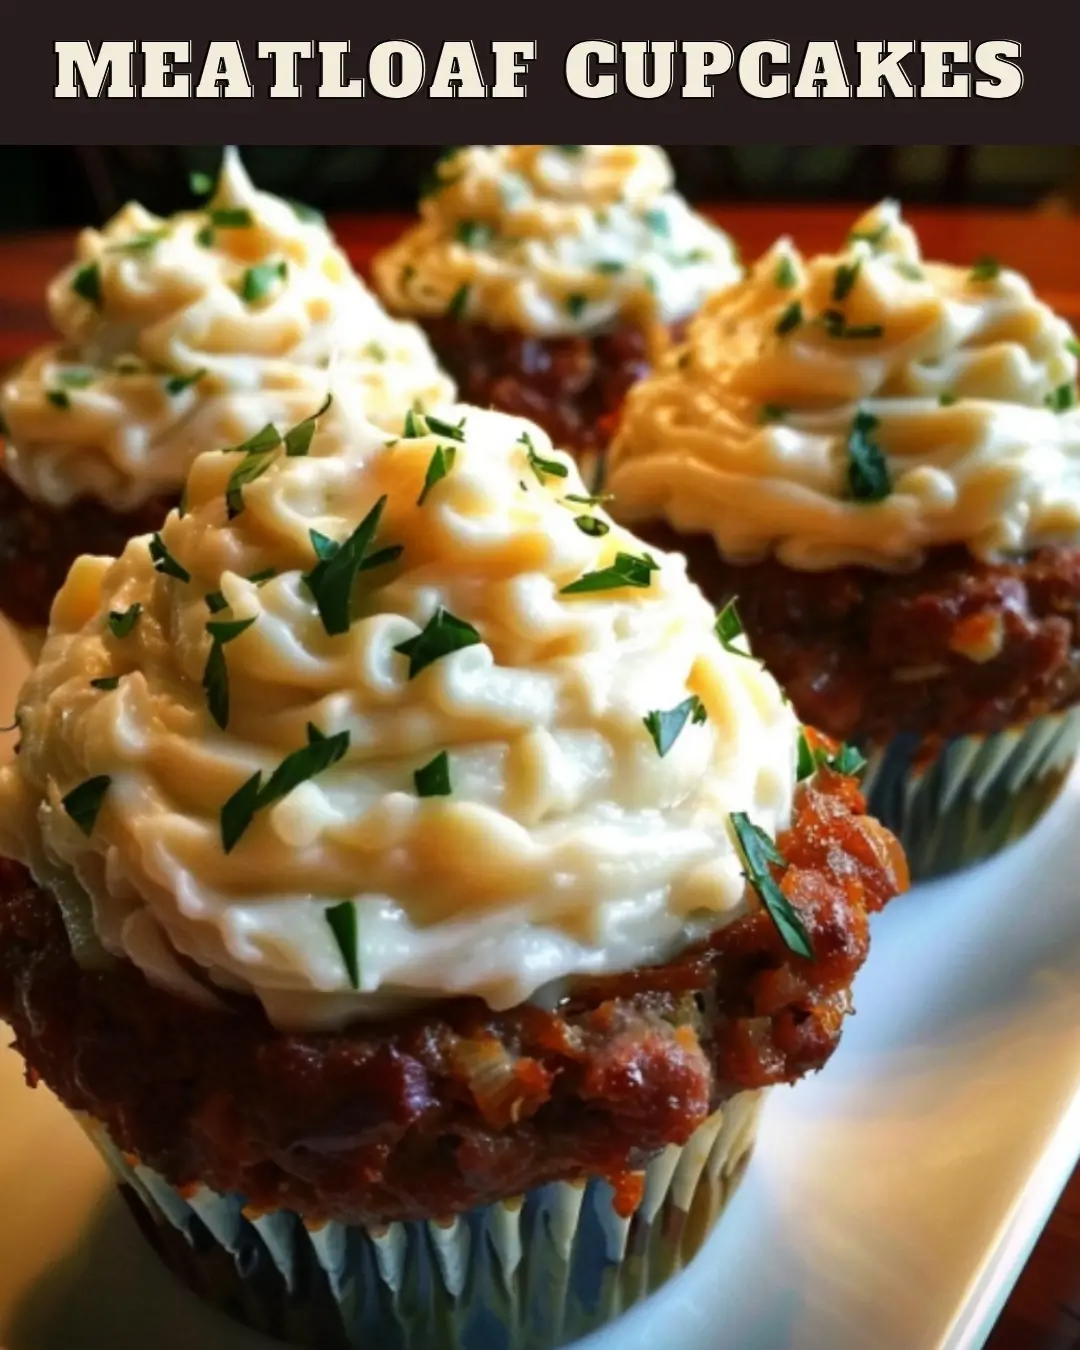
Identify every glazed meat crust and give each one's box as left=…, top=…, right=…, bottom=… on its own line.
left=638, top=527, right=1080, bottom=744
left=414, top=315, right=655, bottom=459
left=0, top=470, right=175, bottom=631
left=0, top=774, right=906, bottom=1226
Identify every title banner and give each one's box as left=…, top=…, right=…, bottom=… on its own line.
left=0, top=8, right=1053, bottom=143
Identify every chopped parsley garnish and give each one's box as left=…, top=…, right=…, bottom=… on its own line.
left=165, top=368, right=206, bottom=396
left=447, top=284, right=471, bottom=320
left=220, top=725, right=351, bottom=853
left=1067, top=338, right=1080, bottom=358
left=832, top=260, right=861, bottom=303
left=642, top=695, right=706, bottom=758
left=558, top=145, right=583, bottom=154
left=107, top=604, right=142, bottom=638
left=848, top=223, right=889, bottom=248
left=394, top=608, right=482, bottom=678
left=57, top=369, right=94, bottom=389
left=845, top=411, right=892, bottom=503
left=148, top=533, right=191, bottom=583
left=565, top=293, right=589, bottom=319
left=774, top=255, right=797, bottom=289
left=424, top=412, right=467, bottom=442
left=643, top=207, right=669, bottom=237
left=90, top=676, right=120, bottom=691
left=414, top=750, right=452, bottom=797
left=209, top=207, right=253, bottom=229
left=227, top=423, right=282, bottom=455
left=969, top=256, right=1001, bottom=282
left=196, top=224, right=215, bottom=248
left=402, top=408, right=427, bottom=439
left=206, top=590, right=229, bottom=614
left=797, top=729, right=867, bottom=780
left=226, top=449, right=277, bottom=519
left=326, top=901, right=360, bottom=988
left=520, top=430, right=568, bottom=484
left=938, top=392, right=958, bottom=407
left=715, top=598, right=755, bottom=659
left=62, top=776, right=112, bottom=837
left=729, top=812, right=814, bottom=959
left=239, top=260, right=287, bottom=304
left=418, top=445, right=457, bottom=504
left=574, top=514, right=609, bottom=537
left=595, top=260, right=625, bottom=275
left=71, top=262, right=102, bottom=308
left=1046, top=383, right=1077, bottom=413
left=284, top=393, right=332, bottom=457
left=109, top=230, right=168, bottom=254
left=203, top=616, right=256, bottom=730
left=249, top=567, right=277, bottom=585
left=560, top=552, right=657, bottom=595
left=304, top=496, right=390, bottom=636
left=363, top=341, right=388, bottom=362
left=758, top=404, right=788, bottom=425
left=189, top=169, right=214, bottom=197
left=564, top=492, right=614, bottom=506
left=46, top=389, right=70, bottom=410
left=775, top=301, right=803, bottom=336
left=821, top=310, right=884, bottom=340
left=455, top=220, right=493, bottom=248
left=896, top=261, right=925, bottom=282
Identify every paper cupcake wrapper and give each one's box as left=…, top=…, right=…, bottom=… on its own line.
left=79, top=1089, right=765, bottom=1350
left=859, top=705, right=1080, bottom=882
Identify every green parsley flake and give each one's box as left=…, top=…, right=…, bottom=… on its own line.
left=938, top=392, right=958, bottom=407
left=447, top=284, right=471, bottom=320
left=284, top=394, right=332, bottom=457
left=424, top=413, right=467, bottom=442
left=797, top=729, right=868, bottom=781
left=715, top=598, right=754, bottom=659
left=287, top=198, right=324, bottom=225
left=226, top=448, right=277, bottom=519
left=46, top=389, right=70, bottom=410
left=418, top=445, right=457, bottom=505
left=221, top=725, right=350, bottom=853
left=109, top=230, right=168, bottom=254
left=574, top=514, right=609, bottom=537
left=108, top=604, right=142, bottom=638
left=595, top=260, right=625, bottom=275
left=729, top=812, right=814, bottom=958
left=845, top=411, right=891, bottom=503
left=71, top=262, right=102, bottom=308
left=239, top=260, right=287, bottom=305
left=775, top=301, right=803, bottom=336
left=62, top=775, right=112, bottom=837
left=148, top=533, right=191, bottom=582
left=758, top=404, right=788, bottom=425
left=520, top=430, right=568, bottom=484
left=326, top=901, right=360, bottom=988
left=969, top=256, right=1001, bottom=282
left=1046, top=383, right=1077, bottom=413
left=560, top=552, right=657, bottom=595
left=196, top=224, right=215, bottom=249
left=189, top=170, right=214, bottom=197
left=642, top=695, right=706, bottom=758
left=165, top=368, right=206, bottom=396
left=90, top=676, right=120, bottom=692
left=848, top=223, right=890, bottom=248
left=414, top=750, right=452, bottom=797
left=203, top=616, right=257, bottom=730
left=304, top=496, right=393, bottom=636
left=774, top=255, right=797, bottom=289
left=565, top=293, right=589, bottom=319
left=57, top=369, right=94, bottom=389
left=393, top=608, right=482, bottom=679
left=832, top=260, right=861, bottom=303
left=821, top=310, right=884, bottom=340
left=210, top=207, right=253, bottom=229
left=455, top=220, right=493, bottom=248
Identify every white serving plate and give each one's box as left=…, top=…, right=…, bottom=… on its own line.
left=1, top=614, right=1079, bottom=1350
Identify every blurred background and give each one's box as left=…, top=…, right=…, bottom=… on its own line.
left=1, top=146, right=1079, bottom=231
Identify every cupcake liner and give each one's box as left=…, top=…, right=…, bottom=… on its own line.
left=859, top=705, right=1080, bottom=882
left=78, top=1089, right=765, bottom=1350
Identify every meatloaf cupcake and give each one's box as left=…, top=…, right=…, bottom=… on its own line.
left=373, top=144, right=740, bottom=476
left=0, top=390, right=906, bottom=1347
left=0, top=147, right=453, bottom=656
left=607, top=200, right=1080, bottom=880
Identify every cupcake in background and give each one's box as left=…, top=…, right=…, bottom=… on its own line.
left=0, top=147, right=453, bottom=655
left=0, top=390, right=905, bottom=1350
left=607, top=200, right=1080, bottom=880
left=373, top=144, right=741, bottom=476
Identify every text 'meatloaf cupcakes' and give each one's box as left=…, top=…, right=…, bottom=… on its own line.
left=0, top=394, right=906, bottom=1349
left=373, top=144, right=741, bottom=476
left=607, top=200, right=1080, bottom=879
left=0, top=148, right=453, bottom=654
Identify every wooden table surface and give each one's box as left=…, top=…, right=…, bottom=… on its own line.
left=1, top=203, right=1080, bottom=1349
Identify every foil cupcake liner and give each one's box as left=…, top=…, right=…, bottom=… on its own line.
left=79, top=1090, right=765, bottom=1350
left=859, top=705, right=1080, bottom=882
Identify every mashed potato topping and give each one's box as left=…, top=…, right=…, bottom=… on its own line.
left=0, top=393, right=798, bottom=1028
left=608, top=201, right=1080, bottom=570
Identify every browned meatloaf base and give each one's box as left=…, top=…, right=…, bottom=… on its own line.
left=638, top=526, right=1080, bottom=745
left=0, top=772, right=906, bottom=1226
left=0, top=468, right=176, bottom=631
left=413, top=315, right=656, bottom=460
